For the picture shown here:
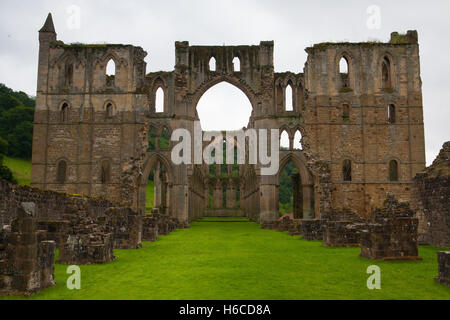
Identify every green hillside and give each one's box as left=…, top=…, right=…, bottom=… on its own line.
left=3, top=156, right=31, bottom=186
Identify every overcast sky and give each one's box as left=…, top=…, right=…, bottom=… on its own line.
left=0, top=0, right=448, bottom=165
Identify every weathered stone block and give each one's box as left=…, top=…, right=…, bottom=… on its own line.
left=435, top=251, right=450, bottom=286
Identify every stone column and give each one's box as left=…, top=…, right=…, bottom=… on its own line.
left=302, top=185, right=314, bottom=219
left=154, top=162, right=161, bottom=208
left=213, top=182, right=223, bottom=209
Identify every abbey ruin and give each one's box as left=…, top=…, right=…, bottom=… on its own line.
left=1, top=13, right=449, bottom=297
left=31, top=14, right=426, bottom=224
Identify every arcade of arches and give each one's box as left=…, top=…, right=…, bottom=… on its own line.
left=33, top=31, right=426, bottom=225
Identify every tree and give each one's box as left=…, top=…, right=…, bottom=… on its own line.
left=7, top=121, right=34, bottom=159
left=0, top=136, right=8, bottom=155
left=0, top=154, right=16, bottom=184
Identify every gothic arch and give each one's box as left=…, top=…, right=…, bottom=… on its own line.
left=377, top=51, right=397, bottom=90
left=278, top=152, right=314, bottom=186
left=191, top=75, right=258, bottom=112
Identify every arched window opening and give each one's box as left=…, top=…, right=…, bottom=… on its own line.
left=106, top=59, right=116, bottom=87
left=388, top=104, right=396, bottom=124
left=155, top=87, right=165, bottom=113
left=278, top=161, right=301, bottom=217
left=339, top=57, right=349, bottom=74
left=343, top=160, right=352, bottom=182
left=339, top=57, right=350, bottom=88
left=285, top=84, right=294, bottom=111
left=106, top=59, right=116, bottom=76
left=382, top=57, right=391, bottom=89
left=61, top=103, right=69, bottom=123
left=280, top=131, right=290, bottom=150
left=160, top=128, right=170, bottom=150
left=101, top=160, right=111, bottom=184
left=233, top=57, right=241, bottom=72
left=106, top=103, right=114, bottom=118
left=389, top=160, right=399, bottom=182
left=343, top=104, right=350, bottom=122
left=57, top=160, right=67, bottom=184
left=197, top=82, right=252, bottom=131
left=65, top=62, right=73, bottom=87
left=294, top=131, right=303, bottom=150
left=209, top=57, right=216, bottom=72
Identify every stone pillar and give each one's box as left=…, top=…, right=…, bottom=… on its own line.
left=227, top=183, right=236, bottom=209
left=302, top=185, right=314, bottom=219
left=259, top=184, right=278, bottom=222
left=213, top=182, right=223, bottom=209
left=154, top=162, right=161, bottom=208
left=292, top=173, right=303, bottom=219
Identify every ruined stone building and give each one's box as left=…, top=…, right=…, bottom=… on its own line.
left=31, top=14, right=426, bottom=224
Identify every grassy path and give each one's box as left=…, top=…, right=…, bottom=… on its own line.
left=2, top=218, right=449, bottom=300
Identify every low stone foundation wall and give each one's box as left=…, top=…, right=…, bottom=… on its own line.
left=100, top=208, right=142, bottom=249
left=288, top=220, right=302, bottom=236
left=436, top=251, right=450, bottom=286
left=300, top=220, right=324, bottom=241
left=58, top=213, right=114, bottom=265
left=360, top=196, right=420, bottom=260
left=0, top=203, right=56, bottom=296
left=0, top=179, right=113, bottom=226
left=142, top=216, right=159, bottom=242
left=323, top=221, right=364, bottom=247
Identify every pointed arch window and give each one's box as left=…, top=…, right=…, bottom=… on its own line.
left=343, top=159, right=352, bottom=182
left=155, top=87, right=165, bottom=113
left=209, top=57, right=216, bottom=72
left=57, top=160, right=67, bottom=184
left=233, top=57, right=241, bottom=72
left=280, top=130, right=290, bottom=150
left=285, top=84, right=294, bottom=111
left=294, top=131, right=303, bottom=150
left=339, top=56, right=350, bottom=88
left=389, top=160, right=399, bottom=182
left=106, top=59, right=116, bottom=87
left=61, top=103, right=69, bottom=123
left=382, top=56, right=391, bottom=89
left=160, top=127, right=170, bottom=150
left=65, top=62, right=73, bottom=87
left=106, top=103, right=114, bottom=118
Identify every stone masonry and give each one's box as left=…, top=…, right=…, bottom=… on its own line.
left=0, top=203, right=56, bottom=296
left=360, top=195, right=420, bottom=260
left=32, top=13, right=426, bottom=224
left=412, top=142, right=450, bottom=247
left=435, top=251, right=450, bottom=286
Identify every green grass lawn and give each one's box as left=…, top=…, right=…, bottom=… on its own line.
left=2, top=218, right=449, bottom=300
left=3, top=157, right=31, bottom=186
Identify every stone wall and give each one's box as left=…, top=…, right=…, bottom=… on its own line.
left=57, top=211, right=115, bottom=265
left=0, top=203, right=56, bottom=296
left=0, top=179, right=113, bottom=227
left=436, top=251, right=450, bottom=286
left=100, top=208, right=143, bottom=249
left=412, top=142, right=450, bottom=247
left=33, top=14, right=426, bottom=223
left=360, top=196, right=420, bottom=260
